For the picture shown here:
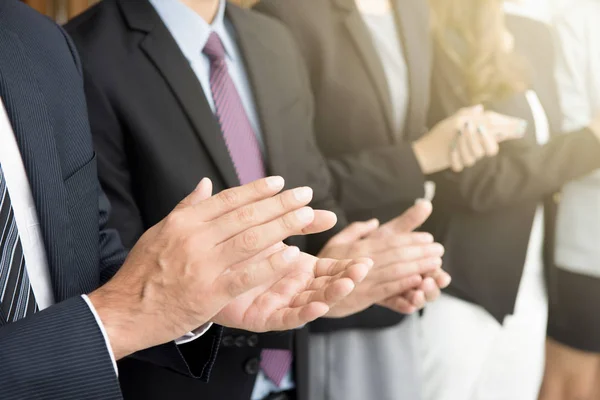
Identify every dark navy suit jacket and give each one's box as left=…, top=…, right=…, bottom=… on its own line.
left=0, top=2, right=218, bottom=398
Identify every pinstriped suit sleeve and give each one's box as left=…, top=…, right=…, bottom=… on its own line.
left=0, top=296, right=123, bottom=400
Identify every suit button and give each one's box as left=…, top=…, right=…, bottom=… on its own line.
left=235, top=335, right=247, bottom=348
left=244, top=357, right=260, bottom=375
left=247, top=334, right=259, bottom=347
left=222, top=335, right=234, bottom=347
left=553, top=192, right=562, bottom=204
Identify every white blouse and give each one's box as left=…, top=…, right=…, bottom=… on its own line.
left=554, top=0, right=600, bottom=277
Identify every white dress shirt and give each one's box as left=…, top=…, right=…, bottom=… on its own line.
left=0, top=97, right=119, bottom=374
left=553, top=0, right=600, bottom=277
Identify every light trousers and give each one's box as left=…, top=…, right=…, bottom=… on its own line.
left=309, top=314, right=422, bottom=400
left=419, top=257, right=548, bottom=400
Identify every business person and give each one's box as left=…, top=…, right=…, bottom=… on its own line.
left=254, top=0, right=526, bottom=399
left=540, top=2, right=600, bottom=399
left=420, top=0, right=600, bottom=398
left=0, top=1, right=376, bottom=399
left=65, top=1, right=448, bottom=399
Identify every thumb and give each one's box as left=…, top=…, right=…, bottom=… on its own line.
left=326, top=219, right=380, bottom=247
left=375, top=200, right=432, bottom=236
left=178, top=178, right=214, bottom=208
left=486, top=113, right=528, bottom=142
left=458, top=104, right=484, bottom=116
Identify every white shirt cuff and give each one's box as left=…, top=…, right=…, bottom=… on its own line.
left=81, top=294, right=119, bottom=376
left=175, top=323, right=214, bottom=345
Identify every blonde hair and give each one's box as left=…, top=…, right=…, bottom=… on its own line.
left=429, top=0, right=528, bottom=105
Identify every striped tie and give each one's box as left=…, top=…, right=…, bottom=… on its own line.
left=0, top=165, right=37, bottom=323
left=203, top=32, right=292, bottom=387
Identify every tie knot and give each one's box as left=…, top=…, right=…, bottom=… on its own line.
left=203, top=32, right=226, bottom=62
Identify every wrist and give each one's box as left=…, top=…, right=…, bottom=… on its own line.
left=88, top=285, right=145, bottom=360
left=588, top=122, right=600, bottom=142
left=412, top=139, right=435, bottom=174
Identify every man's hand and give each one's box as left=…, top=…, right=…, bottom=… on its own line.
left=88, top=177, right=366, bottom=360
left=212, top=244, right=372, bottom=331
left=378, top=269, right=451, bottom=314
left=317, top=200, right=446, bottom=318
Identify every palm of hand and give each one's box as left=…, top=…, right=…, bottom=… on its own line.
left=212, top=252, right=357, bottom=332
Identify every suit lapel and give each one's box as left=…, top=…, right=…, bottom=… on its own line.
left=0, top=29, right=79, bottom=302
left=334, top=0, right=395, bottom=138
left=119, top=0, right=240, bottom=188
left=392, top=0, right=432, bottom=141
left=226, top=5, right=288, bottom=176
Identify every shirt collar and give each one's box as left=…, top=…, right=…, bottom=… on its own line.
left=149, top=0, right=237, bottom=62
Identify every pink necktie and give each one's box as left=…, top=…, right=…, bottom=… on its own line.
left=204, top=32, right=292, bottom=387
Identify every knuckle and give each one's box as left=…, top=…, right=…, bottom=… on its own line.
left=488, top=143, right=500, bottom=156
left=236, top=205, right=256, bottom=224
left=395, top=262, right=414, bottom=276
left=218, top=189, right=239, bottom=208
left=380, top=283, right=395, bottom=298
left=165, top=210, right=187, bottom=230
left=278, top=191, right=292, bottom=211
left=181, top=235, right=201, bottom=258
left=237, top=230, right=261, bottom=253
left=280, top=212, right=299, bottom=231
left=394, top=248, right=409, bottom=260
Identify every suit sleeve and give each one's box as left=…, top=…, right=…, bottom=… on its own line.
left=429, top=128, right=600, bottom=213
left=83, top=68, right=223, bottom=381
left=282, top=27, right=349, bottom=254
left=427, top=19, right=600, bottom=214
left=0, top=297, right=124, bottom=400
left=254, top=1, right=426, bottom=217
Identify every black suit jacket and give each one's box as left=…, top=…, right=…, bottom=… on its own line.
left=255, top=0, right=431, bottom=332
left=425, top=15, right=600, bottom=322
left=0, top=1, right=216, bottom=399
left=66, top=1, right=347, bottom=399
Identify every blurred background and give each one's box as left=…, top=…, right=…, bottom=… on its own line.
left=21, top=0, right=259, bottom=22
left=21, top=0, right=571, bottom=22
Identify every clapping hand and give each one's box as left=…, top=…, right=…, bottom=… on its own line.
left=318, top=200, right=447, bottom=318
left=90, top=177, right=371, bottom=359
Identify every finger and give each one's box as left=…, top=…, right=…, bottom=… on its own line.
left=345, top=232, right=434, bottom=258
left=421, top=277, right=442, bottom=302
left=495, top=119, right=528, bottom=142
left=375, top=201, right=433, bottom=235
left=477, top=124, right=499, bottom=157
left=314, top=257, right=374, bottom=282
left=379, top=295, right=417, bottom=314
left=372, top=243, right=445, bottom=267
left=485, top=112, right=528, bottom=141
left=217, top=246, right=301, bottom=299
left=178, top=178, right=214, bottom=207
left=374, top=274, right=424, bottom=302
left=405, top=289, right=426, bottom=309
left=372, top=257, right=442, bottom=283
left=217, top=206, right=317, bottom=266
left=431, top=270, right=452, bottom=289
left=458, top=104, right=484, bottom=116
left=325, top=219, right=380, bottom=247
left=188, top=176, right=286, bottom=220
left=301, top=210, right=340, bottom=236
left=292, top=261, right=373, bottom=307
left=457, top=123, right=476, bottom=168
left=262, top=302, right=331, bottom=332
left=465, top=120, right=485, bottom=161
left=212, top=186, right=315, bottom=244
left=450, top=130, right=464, bottom=173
